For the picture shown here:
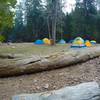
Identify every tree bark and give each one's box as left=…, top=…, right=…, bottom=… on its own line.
left=0, top=46, right=100, bottom=77
left=51, top=0, right=58, bottom=44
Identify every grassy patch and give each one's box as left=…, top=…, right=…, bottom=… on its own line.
left=0, top=43, right=70, bottom=56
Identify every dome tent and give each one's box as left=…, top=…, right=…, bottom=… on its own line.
left=85, top=40, right=92, bottom=47
left=43, top=38, right=51, bottom=45
left=71, top=37, right=86, bottom=48
left=58, top=39, right=66, bottom=44
left=90, top=40, right=96, bottom=44
left=34, top=39, right=44, bottom=45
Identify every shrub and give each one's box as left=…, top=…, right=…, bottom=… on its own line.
left=0, top=34, right=5, bottom=42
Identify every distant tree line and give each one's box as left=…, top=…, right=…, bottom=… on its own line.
left=0, top=0, right=100, bottom=43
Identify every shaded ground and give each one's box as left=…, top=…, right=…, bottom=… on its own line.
left=0, top=43, right=100, bottom=100
left=0, top=57, right=100, bottom=100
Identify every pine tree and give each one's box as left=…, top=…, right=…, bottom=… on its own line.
left=71, top=0, right=97, bottom=40
left=25, top=0, right=45, bottom=41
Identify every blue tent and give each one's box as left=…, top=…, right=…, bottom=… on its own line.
left=34, top=39, right=44, bottom=45
left=71, top=45, right=87, bottom=48
left=58, top=39, right=66, bottom=44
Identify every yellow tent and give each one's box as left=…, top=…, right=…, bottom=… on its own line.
left=73, top=37, right=84, bottom=45
left=85, top=40, right=92, bottom=47
left=74, top=40, right=83, bottom=45
left=43, top=38, right=51, bottom=45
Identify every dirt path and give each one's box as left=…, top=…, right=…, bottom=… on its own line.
left=0, top=57, right=100, bottom=100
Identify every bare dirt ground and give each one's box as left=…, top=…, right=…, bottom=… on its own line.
left=0, top=43, right=100, bottom=100
left=0, top=56, right=100, bottom=100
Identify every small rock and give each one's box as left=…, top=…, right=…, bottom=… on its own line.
left=53, top=85, right=56, bottom=89
left=11, top=46, right=16, bottom=48
left=59, top=73, right=64, bottom=76
left=33, top=79, right=38, bottom=83
left=43, top=84, right=49, bottom=89
left=36, top=86, right=40, bottom=90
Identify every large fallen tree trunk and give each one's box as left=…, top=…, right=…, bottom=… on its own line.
left=0, top=46, right=100, bottom=77
left=12, top=82, right=100, bottom=100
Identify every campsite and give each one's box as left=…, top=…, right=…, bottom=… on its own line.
left=1, top=0, right=100, bottom=100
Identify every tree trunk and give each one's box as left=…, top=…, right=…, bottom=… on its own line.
left=47, top=16, right=51, bottom=39
left=0, top=46, right=100, bottom=77
left=51, top=0, right=58, bottom=44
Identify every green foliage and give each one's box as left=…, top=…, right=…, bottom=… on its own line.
left=70, top=0, right=98, bottom=40
left=0, top=0, right=16, bottom=31
left=0, top=34, right=5, bottom=42
left=25, top=0, right=46, bottom=41
left=2, top=0, right=100, bottom=43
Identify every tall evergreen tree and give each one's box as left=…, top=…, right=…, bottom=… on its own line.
left=25, top=0, right=46, bottom=41
left=13, top=2, right=25, bottom=41
left=71, top=0, right=97, bottom=40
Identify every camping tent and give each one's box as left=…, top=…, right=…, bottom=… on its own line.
left=34, top=39, right=44, bottom=45
left=43, top=38, right=51, bottom=45
left=58, top=39, right=66, bottom=44
left=71, top=37, right=86, bottom=48
left=91, top=40, right=96, bottom=44
left=85, top=40, right=92, bottom=47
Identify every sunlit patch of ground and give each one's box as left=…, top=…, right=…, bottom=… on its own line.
left=0, top=43, right=70, bottom=57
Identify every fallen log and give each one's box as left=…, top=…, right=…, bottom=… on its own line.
left=0, top=46, right=100, bottom=77
left=12, top=82, right=100, bottom=100
left=0, top=53, right=24, bottom=59
left=0, top=54, right=15, bottom=59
